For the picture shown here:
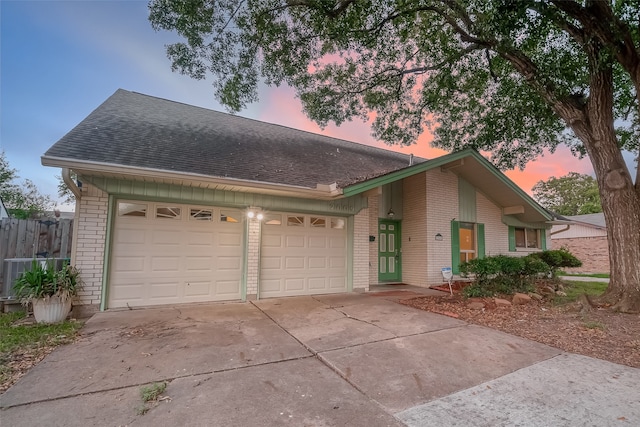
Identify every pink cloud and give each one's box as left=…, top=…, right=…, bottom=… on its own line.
left=255, top=86, right=597, bottom=195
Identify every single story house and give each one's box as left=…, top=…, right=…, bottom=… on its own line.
left=42, top=89, right=552, bottom=313
left=551, top=213, right=608, bottom=273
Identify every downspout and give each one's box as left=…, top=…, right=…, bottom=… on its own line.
left=62, top=168, right=81, bottom=199
left=550, top=224, right=571, bottom=236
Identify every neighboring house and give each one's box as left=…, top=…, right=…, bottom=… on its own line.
left=42, top=89, right=552, bottom=313
left=0, top=196, right=8, bottom=219
left=551, top=213, right=609, bottom=273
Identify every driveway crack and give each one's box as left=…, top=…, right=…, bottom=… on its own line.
left=310, top=296, right=399, bottom=337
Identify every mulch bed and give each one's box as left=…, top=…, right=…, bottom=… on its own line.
left=400, top=291, right=640, bottom=368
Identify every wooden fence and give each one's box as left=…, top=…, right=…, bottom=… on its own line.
left=0, top=218, right=74, bottom=283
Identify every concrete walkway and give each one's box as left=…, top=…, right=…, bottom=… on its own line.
left=1, top=291, right=638, bottom=426
left=559, top=275, right=610, bottom=283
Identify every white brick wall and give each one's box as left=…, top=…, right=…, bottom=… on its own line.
left=246, top=218, right=261, bottom=299
left=368, top=195, right=380, bottom=285
left=402, top=173, right=428, bottom=286
left=425, top=169, right=458, bottom=284
left=353, top=207, right=369, bottom=291
left=73, top=183, right=108, bottom=306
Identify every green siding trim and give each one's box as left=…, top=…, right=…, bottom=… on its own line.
left=241, top=220, right=249, bottom=301
left=85, top=176, right=368, bottom=216
left=458, top=177, right=476, bottom=222
left=451, top=221, right=460, bottom=274
left=342, top=149, right=551, bottom=221
left=100, top=195, right=115, bottom=311
left=541, top=229, right=547, bottom=250
left=477, top=223, right=485, bottom=259
left=508, top=226, right=516, bottom=252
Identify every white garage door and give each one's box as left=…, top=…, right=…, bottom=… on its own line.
left=109, top=201, right=243, bottom=308
left=260, top=212, right=347, bottom=298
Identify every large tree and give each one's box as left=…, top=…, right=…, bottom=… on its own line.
left=1, top=151, right=53, bottom=219
left=533, top=172, right=602, bottom=215
left=149, top=0, right=640, bottom=312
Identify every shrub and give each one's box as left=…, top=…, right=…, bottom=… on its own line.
left=528, top=249, right=582, bottom=277
left=460, top=254, right=547, bottom=297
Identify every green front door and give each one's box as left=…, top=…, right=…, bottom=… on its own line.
left=378, top=220, right=401, bottom=282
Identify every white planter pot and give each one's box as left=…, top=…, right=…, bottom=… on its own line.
left=33, top=297, right=72, bottom=324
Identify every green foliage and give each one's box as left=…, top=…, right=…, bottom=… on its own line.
left=56, top=171, right=77, bottom=205
left=13, top=260, right=82, bottom=304
left=148, top=1, right=639, bottom=170
left=140, top=382, right=167, bottom=403
left=554, top=280, right=608, bottom=305
left=0, top=312, right=81, bottom=354
left=528, top=249, right=582, bottom=277
left=1, top=151, right=54, bottom=218
left=460, top=253, right=556, bottom=297
left=460, top=254, right=545, bottom=297
left=0, top=312, right=81, bottom=386
left=532, top=172, right=602, bottom=215
left=138, top=381, right=168, bottom=413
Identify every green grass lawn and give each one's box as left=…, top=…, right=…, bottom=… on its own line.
left=555, top=280, right=609, bottom=305
left=0, top=311, right=83, bottom=389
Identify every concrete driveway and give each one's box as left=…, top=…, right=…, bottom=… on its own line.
left=1, top=290, right=639, bottom=426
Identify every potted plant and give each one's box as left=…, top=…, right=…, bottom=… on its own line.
left=13, top=260, right=82, bottom=324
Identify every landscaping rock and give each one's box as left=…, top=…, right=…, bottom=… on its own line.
left=467, top=302, right=485, bottom=310
left=556, top=291, right=567, bottom=297
left=512, top=293, right=532, bottom=305
left=528, top=293, right=543, bottom=301
left=539, top=286, right=556, bottom=295
left=494, top=298, right=512, bottom=307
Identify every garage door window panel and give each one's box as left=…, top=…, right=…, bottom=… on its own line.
left=220, top=211, right=240, bottom=223
left=119, top=202, right=147, bottom=217
left=331, top=218, right=345, bottom=229
left=156, top=206, right=182, bottom=219
left=287, top=216, right=305, bottom=226
left=311, top=217, right=326, bottom=228
left=190, top=208, right=213, bottom=221
left=264, top=214, right=282, bottom=226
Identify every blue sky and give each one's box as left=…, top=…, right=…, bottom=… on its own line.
left=0, top=1, right=635, bottom=210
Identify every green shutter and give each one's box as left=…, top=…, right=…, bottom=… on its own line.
left=540, top=229, right=547, bottom=250
left=508, top=226, right=516, bottom=252
left=451, top=221, right=460, bottom=274
left=477, top=223, right=485, bottom=259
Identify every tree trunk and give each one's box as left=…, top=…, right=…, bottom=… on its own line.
left=566, top=66, right=640, bottom=313
left=590, top=135, right=640, bottom=313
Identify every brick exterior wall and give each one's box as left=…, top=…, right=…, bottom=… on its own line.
left=368, top=195, right=380, bottom=285
left=402, top=173, right=428, bottom=286
left=353, top=208, right=370, bottom=292
left=552, top=236, right=610, bottom=273
left=73, top=183, right=108, bottom=308
left=425, top=169, right=459, bottom=284
left=246, top=218, right=261, bottom=299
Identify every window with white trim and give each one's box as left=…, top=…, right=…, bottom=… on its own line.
left=515, top=227, right=541, bottom=249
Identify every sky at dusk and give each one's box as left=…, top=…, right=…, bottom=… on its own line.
left=1, top=1, right=636, bottom=211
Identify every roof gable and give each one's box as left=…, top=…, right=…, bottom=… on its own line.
left=343, top=149, right=552, bottom=223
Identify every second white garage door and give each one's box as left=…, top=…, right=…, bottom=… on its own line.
left=109, top=201, right=243, bottom=308
left=260, top=212, right=347, bottom=298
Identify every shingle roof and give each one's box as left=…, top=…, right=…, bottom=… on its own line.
left=564, top=213, right=606, bottom=228
left=44, top=89, right=421, bottom=189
